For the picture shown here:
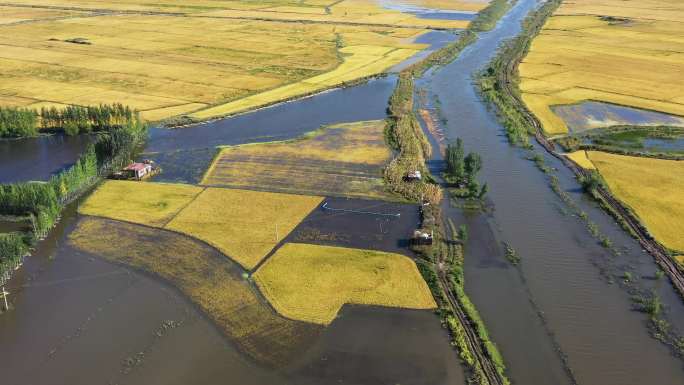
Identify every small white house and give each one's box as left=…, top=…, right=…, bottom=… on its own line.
left=124, top=162, right=152, bottom=180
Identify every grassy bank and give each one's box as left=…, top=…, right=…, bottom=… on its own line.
left=477, top=0, right=563, bottom=147
left=469, top=0, right=514, bottom=32
left=381, top=2, right=516, bottom=383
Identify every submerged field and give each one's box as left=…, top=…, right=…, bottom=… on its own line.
left=0, top=0, right=477, bottom=121
left=519, top=0, right=684, bottom=135
left=254, top=243, right=435, bottom=324
left=201, top=120, right=393, bottom=199
left=577, top=151, right=684, bottom=253
left=79, top=180, right=322, bottom=269
left=68, top=216, right=322, bottom=367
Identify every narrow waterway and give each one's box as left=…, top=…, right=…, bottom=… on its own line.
left=419, top=0, right=684, bottom=384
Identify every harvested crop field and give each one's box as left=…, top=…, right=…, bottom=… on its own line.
left=201, top=120, right=393, bottom=199
left=253, top=243, right=436, bottom=324
left=519, top=0, right=684, bottom=134
left=586, top=151, right=684, bottom=253
left=68, top=216, right=322, bottom=367
left=566, top=150, right=595, bottom=170
left=79, top=181, right=323, bottom=269
left=166, top=188, right=323, bottom=269
left=0, top=0, right=470, bottom=121
left=78, top=180, right=203, bottom=227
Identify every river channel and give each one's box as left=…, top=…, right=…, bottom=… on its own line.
left=418, top=0, right=684, bottom=384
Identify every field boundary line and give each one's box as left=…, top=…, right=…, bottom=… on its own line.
left=321, top=201, right=401, bottom=217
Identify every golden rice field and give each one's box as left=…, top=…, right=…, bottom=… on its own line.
left=519, top=0, right=684, bottom=135
left=676, top=255, right=684, bottom=267
left=78, top=180, right=203, bottom=227
left=253, top=243, right=436, bottom=325
left=79, top=180, right=322, bottom=269
left=0, top=0, right=476, bottom=121
left=201, top=120, right=393, bottom=199
left=165, top=188, right=323, bottom=269
left=68, top=217, right=321, bottom=366
left=566, top=150, right=596, bottom=170
left=584, top=151, right=684, bottom=253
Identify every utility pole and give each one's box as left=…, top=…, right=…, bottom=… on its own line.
left=275, top=223, right=279, bottom=242
left=1, top=287, right=9, bottom=311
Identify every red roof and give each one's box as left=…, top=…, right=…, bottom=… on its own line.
left=124, top=163, right=150, bottom=171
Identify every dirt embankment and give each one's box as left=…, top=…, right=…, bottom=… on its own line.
left=436, top=226, right=506, bottom=385
left=492, top=1, right=684, bottom=300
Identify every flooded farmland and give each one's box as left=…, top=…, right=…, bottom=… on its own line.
left=3, top=0, right=684, bottom=384
left=418, top=0, right=684, bottom=384
left=552, top=101, right=684, bottom=133
left=0, top=197, right=464, bottom=385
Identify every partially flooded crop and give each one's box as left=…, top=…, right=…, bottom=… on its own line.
left=519, top=0, right=684, bottom=135
left=587, top=151, right=684, bottom=253
left=253, top=243, right=436, bottom=325
left=202, top=120, right=393, bottom=199
left=68, top=216, right=322, bottom=367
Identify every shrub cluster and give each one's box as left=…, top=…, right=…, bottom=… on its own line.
left=0, top=107, right=38, bottom=138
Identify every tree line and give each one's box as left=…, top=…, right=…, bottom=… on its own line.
left=0, top=104, right=139, bottom=138
left=0, top=107, right=38, bottom=138
left=0, top=106, right=146, bottom=285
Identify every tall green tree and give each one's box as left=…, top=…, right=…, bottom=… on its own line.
left=446, top=138, right=465, bottom=183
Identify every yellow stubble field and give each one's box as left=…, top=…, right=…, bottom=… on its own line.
left=0, top=0, right=477, bottom=121
left=518, top=0, right=684, bottom=135
left=581, top=151, right=684, bottom=254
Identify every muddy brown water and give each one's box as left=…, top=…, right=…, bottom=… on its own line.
left=287, top=197, right=421, bottom=257
left=0, top=201, right=463, bottom=385
left=418, top=0, right=684, bottom=384
left=4, top=1, right=683, bottom=384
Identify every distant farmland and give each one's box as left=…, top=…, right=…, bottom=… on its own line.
left=519, top=0, right=684, bottom=135
left=0, top=0, right=474, bottom=121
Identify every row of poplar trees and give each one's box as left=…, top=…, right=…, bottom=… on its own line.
left=0, top=105, right=147, bottom=284
left=0, top=104, right=138, bottom=138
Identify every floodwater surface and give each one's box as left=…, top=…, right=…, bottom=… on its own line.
left=0, top=199, right=465, bottom=385
left=552, top=101, right=684, bottom=132
left=419, top=0, right=684, bottom=384
left=380, top=1, right=477, bottom=20
left=143, top=77, right=397, bottom=181
left=287, top=197, right=421, bottom=256
left=0, top=134, right=91, bottom=183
